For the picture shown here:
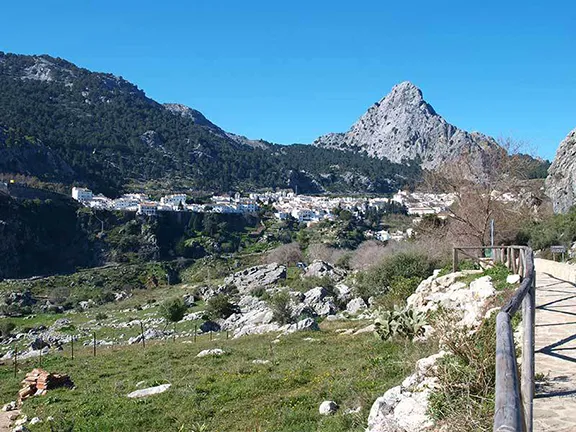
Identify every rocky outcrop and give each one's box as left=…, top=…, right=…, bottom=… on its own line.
left=314, top=81, right=499, bottom=172
left=367, top=270, right=498, bottom=432
left=407, top=270, right=496, bottom=329
left=303, top=260, right=347, bottom=282
left=223, top=263, right=286, bottom=293
left=163, top=103, right=271, bottom=150
left=546, top=128, right=576, bottom=213
left=367, top=352, right=445, bottom=432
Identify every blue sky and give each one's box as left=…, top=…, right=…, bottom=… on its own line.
left=1, top=1, right=575, bottom=160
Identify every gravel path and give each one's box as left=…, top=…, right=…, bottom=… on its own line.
left=534, top=271, right=576, bottom=431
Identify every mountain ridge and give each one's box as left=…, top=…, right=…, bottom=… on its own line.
left=313, top=81, right=500, bottom=171
left=0, top=51, right=418, bottom=195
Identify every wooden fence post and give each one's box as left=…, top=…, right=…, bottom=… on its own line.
left=140, top=322, right=146, bottom=349
left=13, top=345, right=17, bottom=378
left=453, top=248, right=459, bottom=273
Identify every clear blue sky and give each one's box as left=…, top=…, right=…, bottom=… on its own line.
left=1, top=0, right=574, bottom=160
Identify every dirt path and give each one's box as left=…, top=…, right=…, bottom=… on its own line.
left=534, top=271, right=576, bottom=431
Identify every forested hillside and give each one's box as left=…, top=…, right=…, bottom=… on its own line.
left=0, top=52, right=420, bottom=195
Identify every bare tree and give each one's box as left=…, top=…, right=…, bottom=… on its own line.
left=263, top=242, right=303, bottom=266
left=422, top=138, right=539, bottom=247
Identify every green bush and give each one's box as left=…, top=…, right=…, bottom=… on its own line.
left=267, top=291, right=293, bottom=325
left=356, top=251, right=435, bottom=300
left=205, top=295, right=239, bottom=320
left=159, top=298, right=188, bottom=323
left=0, top=321, right=16, bottom=338
left=95, top=312, right=108, bottom=321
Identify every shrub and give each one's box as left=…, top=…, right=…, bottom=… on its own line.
left=373, top=306, right=427, bottom=341
left=268, top=291, right=293, bottom=325
left=264, top=242, right=303, bottom=266
left=355, top=251, right=435, bottom=300
left=0, top=321, right=16, bottom=338
left=372, top=276, right=422, bottom=310
left=159, top=298, right=188, bottom=323
left=95, top=312, right=108, bottom=321
left=205, top=295, right=239, bottom=320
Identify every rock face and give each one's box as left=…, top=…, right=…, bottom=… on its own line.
left=546, top=128, right=576, bottom=213
left=224, top=263, right=287, bottom=293
left=303, top=260, right=347, bottom=282
left=366, top=352, right=445, bottom=432
left=407, top=270, right=495, bottom=329
left=163, top=103, right=270, bottom=150
left=313, top=81, right=499, bottom=171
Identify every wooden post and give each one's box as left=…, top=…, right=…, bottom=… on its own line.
left=140, top=322, right=146, bottom=349
left=13, top=345, right=17, bottom=378
left=453, top=248, right=459, bottom=273
left=194, top=324, right=197, bottom=343
left=494, top=312, right=523, bottom=431
left=93, top=332, right=96, bottom=357
left=71, top=336, right=74, bottom=360
left=521, top=270, right=536, bottom=432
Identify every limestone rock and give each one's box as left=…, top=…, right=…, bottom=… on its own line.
left=546, top=128, right=576, bottom=213
left=2, top=401, right=17, bottom=411
left=303, top=260, right=347, bottom=281
left=127, top=383, right=171, bottom=398
left=196, top=348, right=225, bottom=358
left=314, top=81, right=499, bottom=173
left=224, top=263, right=286, bottom=293
left=346, top=297, right=368, bottom=314
left=506, top=274, right=521, bottom=284
left=319, top=400, right=339, bottom=415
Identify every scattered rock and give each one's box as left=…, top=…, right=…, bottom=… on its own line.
left=196, top=348, right=225, bottom=358
left=303, top=260, right=347, bottom=281
left=2, top=401, right=17, bottom=411
left=127, top=383, right=171, bottom=398
left=319, top=400, right=339, bottom=415
left=29, top=417, right=42, bottom=425
left=252, top=359, right=270, bottom=365
left=346, top=297, right=368, bottom=314
left=506, top=274, right=521, bottom=284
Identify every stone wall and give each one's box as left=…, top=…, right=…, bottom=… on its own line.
left=535, top=258, right=576, bottom=284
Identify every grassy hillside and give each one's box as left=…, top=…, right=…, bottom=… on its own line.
left=0, top=321, right=436, bottom=432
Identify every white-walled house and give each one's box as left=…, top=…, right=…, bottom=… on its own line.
left=113, top=198, right=139, bottom=211
left=138, top=202, right=158, bottom=216
left=72, top=187, right=93, bottom=202
left=160, top=194, right=187, bottom=208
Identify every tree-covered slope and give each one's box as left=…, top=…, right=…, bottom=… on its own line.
left=0, top=52, right=419, bottom=195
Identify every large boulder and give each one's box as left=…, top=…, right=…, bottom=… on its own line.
left=224, top=263, right=286, bottom=293
left=302, top=287, right=337, bottom=317
left=366, top=352, right=445, bottom=432
left=303, top=260, right=347, bottom=281
left=346, top=297, right=368, bottom=314
left=407, top=270, right=495, bottom=328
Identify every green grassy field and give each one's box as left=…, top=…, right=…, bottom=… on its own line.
left=0, top=319, right=437, bottom=432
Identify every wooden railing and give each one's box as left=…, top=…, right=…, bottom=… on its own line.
left=453, top=246, right=536, bottom=432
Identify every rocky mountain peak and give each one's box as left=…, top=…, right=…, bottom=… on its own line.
left=545, top=128, right=576, bottom=213
left=313, top=81, right=497, bottom=171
